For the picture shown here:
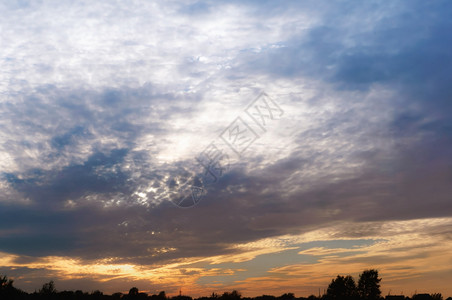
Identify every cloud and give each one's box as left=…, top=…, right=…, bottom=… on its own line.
left=0, top=0, right=451, bottom=297
left=1, top=217, right=451, bottom=295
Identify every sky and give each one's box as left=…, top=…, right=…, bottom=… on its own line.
left=1, top=0, right=452, bottom=297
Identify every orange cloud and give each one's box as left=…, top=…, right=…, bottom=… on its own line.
left=3, top=217, right=452, bottom=297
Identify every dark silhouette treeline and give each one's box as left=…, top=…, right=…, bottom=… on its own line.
left=1, top=270, right=449, bottom=300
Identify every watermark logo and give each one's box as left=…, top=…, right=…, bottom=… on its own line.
left=220, top=117, right=259, bottom=157
left=245, top=92, right=284, bottom=132
left=196, top=142, right=230, bottom=183
left=167, top=91, right=284, bottom=208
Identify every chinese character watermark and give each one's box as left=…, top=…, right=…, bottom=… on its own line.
left=167, top=91, right=284, bottom=208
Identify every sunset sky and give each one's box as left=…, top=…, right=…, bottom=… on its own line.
left=1, top=0, right=452, bottom=297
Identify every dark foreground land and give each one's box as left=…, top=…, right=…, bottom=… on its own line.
left=1, top=270, right=449, bottom=300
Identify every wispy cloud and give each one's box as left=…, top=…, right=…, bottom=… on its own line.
left=1, top=0, right=451, bottom=297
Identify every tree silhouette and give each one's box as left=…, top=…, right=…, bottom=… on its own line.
left=413, top=294, right=434, bottom=300
left=0, top=275, right=24, bottom=299
left=220, top=290, right=242, bottom=300
left=127, top=286, right=140, bottom=299
left=0, top=269, right=448, bottom=300
left=158, top=291, right=167, bottom=299
left=326, top=275, right=358, bottom=300
left=91, top=289, right=104, bottom=299
left=431, top=293, right=443, bottom=300
left=1, top=275, right=14, bottom=291
left=358, top=269, right=382, bottom=300
left=279, top=293, right=295, bottom=300
left=39, top=280, right=56, bottom=295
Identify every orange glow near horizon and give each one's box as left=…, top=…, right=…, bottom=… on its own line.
left=2, top=217, right=452, bottom=298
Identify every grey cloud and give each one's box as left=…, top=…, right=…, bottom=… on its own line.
left=0, top=0, right=451, bottom=294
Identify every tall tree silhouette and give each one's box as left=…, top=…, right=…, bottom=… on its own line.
left=358, top=269, right=382, bottom=300
left=0, top=275, right=14, bottom=291
left=0, top=275, right=23, bottom=299
left=127, top=286, right=140, bottom=299
left=39, top=280, right=56, bottom=295
left=326, top=275, right=358, bottom=300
